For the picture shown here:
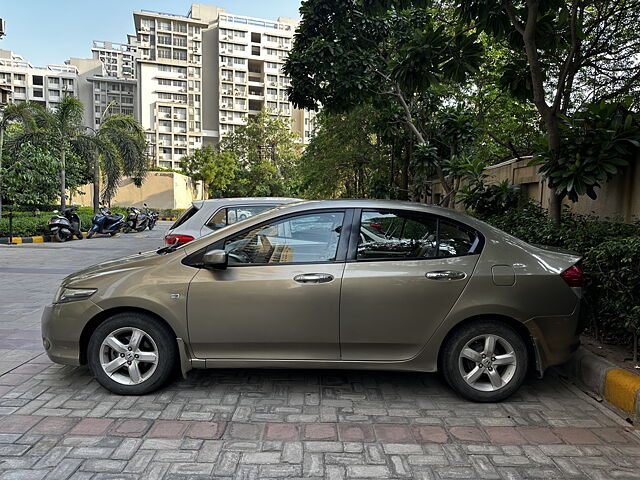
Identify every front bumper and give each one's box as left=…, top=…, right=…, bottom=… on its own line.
left=41, top=300, right=103, bottom=366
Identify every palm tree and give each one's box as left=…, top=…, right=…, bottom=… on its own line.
left=0, top=102, right=37, bottom=216
left=11, top=96, right=148, bottom=210
left=90, top=112, right=148, bottom=211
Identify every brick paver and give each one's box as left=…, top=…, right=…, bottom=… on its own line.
left=0, top=224, right=639, bottom=478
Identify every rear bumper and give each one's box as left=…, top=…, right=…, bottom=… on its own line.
left=525, top=304, right=581, bottom=371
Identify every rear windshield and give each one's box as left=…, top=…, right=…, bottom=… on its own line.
left=170, top=205, right=199, bottom=230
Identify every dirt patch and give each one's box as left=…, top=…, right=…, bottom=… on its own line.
left=581, top=333, right=640, bottom=374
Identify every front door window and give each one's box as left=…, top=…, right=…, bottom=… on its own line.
left=224, top=212, right=345, bottom=264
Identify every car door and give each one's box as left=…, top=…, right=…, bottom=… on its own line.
left=340, top=209, right=482, bottom=361
left=187, top=209, right=351, bottom=360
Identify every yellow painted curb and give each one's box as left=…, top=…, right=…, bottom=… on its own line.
left=10, top=237, right=22, bottom=244
left=32, top=236, right=45, bottom=243
left=604, top=368, right=640, bottom=413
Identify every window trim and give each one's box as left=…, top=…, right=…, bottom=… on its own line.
left=184, top=208, right=354, bottom=268
left=347, top=208, right=484, bottom=263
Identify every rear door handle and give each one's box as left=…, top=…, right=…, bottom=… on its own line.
left=294, top=273, right=334, bottom=284
left=425, top=270, right=467, bottom=281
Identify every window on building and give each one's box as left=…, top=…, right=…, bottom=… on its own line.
left=173, top=49, right=187, bottom=61
left=158, top=21, right=171, bottom=31
left=158, top=48, right=171, bottom=59
left=158, top=35, right=172, bottom=45
left=32, top=75, right=43, bottom=86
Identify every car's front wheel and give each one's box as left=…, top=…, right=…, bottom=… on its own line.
left=87, top=312, right=177, bottom=395
left=441, top=320, right=528, bottom=402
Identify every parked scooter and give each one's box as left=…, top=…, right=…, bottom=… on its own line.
left=86, top=207, right=125, bottom=239
left=145, top=204, right=159, bottom=230
left=48, top=207, right=83, bottom=242
left=123, top=206, right=148, bottom=233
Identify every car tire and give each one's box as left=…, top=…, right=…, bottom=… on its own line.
left=87, top=312, right=177, bottom=395
left=441, top=320, right=528, bottom=402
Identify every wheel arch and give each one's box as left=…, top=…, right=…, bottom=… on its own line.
left=436, top=314, right=540, bottom=376
left=79, top=306, right=178, bottom=365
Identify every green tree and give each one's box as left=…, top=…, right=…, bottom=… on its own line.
left=11, top=97, right=147, bottom=210
left=298, top=105, right=391, bottom=199
left=91, top=113, right=148, bottom=210
left=456, top=0, right=640, bottom=223
left=533, top=101, right=640, bottom=202
left=220, top=111, right=302, bottom=196
left=1, top=144, right=61, bottom=206
left=285, top=0, right=483, bottom=199
left=0, top=102, right=37, bottom=215
left=179, top=145, right=239, bottom=198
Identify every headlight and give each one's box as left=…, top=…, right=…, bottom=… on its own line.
left=53, top=287, right=97, bottom=304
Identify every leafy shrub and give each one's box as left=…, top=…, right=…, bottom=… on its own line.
left=0, top=207, right=96, bottom=236
left=582, top=237, right=640, bottom=338
left=483, top=202, right=640, bottom=255
left=458, top=180, right=521, bottom=217
left=482, top=202, right=640, bottom=342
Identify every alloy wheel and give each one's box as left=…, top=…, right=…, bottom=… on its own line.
left=457, top=333, right=517, bottom=392
left=99, top=327, right=158, bottom=385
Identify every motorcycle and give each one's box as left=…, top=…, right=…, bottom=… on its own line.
left=146, top=205, right=159, bottom=230
left=48, top=207, right=83, bottom=242
left=86, top=207, right=125, bottom=239
left=123, top=206, right=148, bottom=233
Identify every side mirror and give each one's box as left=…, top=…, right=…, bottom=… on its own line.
left=203, top=249, right=228, bottom=270
left=144, top=203, right=148, bottom=207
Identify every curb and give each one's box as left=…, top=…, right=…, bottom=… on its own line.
left=0, top=232, right=89, bottom=245
left=558, top=347, right=640, bottom=421
left=159, top=217, right=177, bottom=221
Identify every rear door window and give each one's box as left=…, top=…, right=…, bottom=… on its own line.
left=357, top=210, right=481, bottom=260
left=170, top=205, right=199, bottom=229
left=205, top=205, right=275, bottom=231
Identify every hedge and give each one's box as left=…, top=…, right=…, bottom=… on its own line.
left=1, top=207, right=101, bottom=237
left=483, top=202, right=640, bottom=342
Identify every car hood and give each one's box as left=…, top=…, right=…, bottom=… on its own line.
left=62, top=250, right=162, bottom=286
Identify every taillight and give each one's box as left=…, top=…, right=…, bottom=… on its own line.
left=561, top=265, right=584, bottom=287
left=164, top=234, right=194, bottom=246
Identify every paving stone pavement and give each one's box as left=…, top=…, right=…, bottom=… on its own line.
left=0, top=223, right=639, bottom=479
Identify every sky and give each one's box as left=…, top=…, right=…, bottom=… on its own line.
left=0, top=0, right=303, bottom=66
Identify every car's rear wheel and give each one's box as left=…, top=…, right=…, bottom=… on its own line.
left=87, top=312, right=177, bottom=395
left=441, top=320, right=528, bottom=402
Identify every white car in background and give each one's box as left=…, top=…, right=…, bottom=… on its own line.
left=164, top=197, right=301, bottom=246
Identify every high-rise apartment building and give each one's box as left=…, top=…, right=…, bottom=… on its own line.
left=0, top=49, right=79, bottom=109
left=133, top=4, right=317, bottom=169
left=0, top=4, right=318, bottom=169
left=70, top=39, right=140, bottom=130
left=132, top=8, right=213, bottom=169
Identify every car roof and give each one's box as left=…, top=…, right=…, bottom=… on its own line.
left=192, top=197, right=302, bottom=209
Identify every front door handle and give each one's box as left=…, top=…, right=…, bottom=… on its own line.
left=425, top=270, right=467, bottom=281
left=294, top=273, right=334, bottom=284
